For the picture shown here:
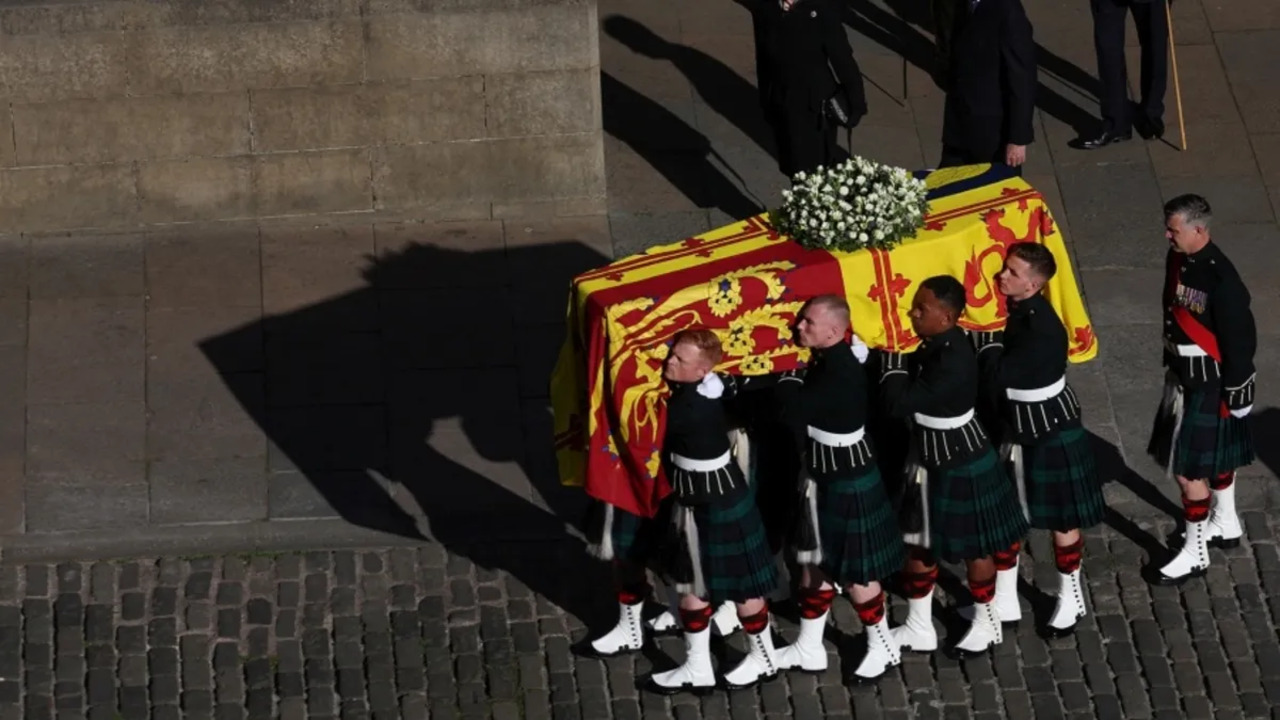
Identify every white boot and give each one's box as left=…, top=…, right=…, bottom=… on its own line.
left=891, top=592, right=938, bottom=653
left=1045, top=568, right=1086, bottom=637
left=711, top=600, right=742, bottom=637
left=774, top=611, right=829, bottom=673
left=647, top=610, right=678, bottom=635
left=1208, top=483, right=1243, bottom=548
left=1157, top=518, right=1210, bottom=585
left=994, top=566, right=1022, bottom=623
left=723, top=625, right=780, bottom=689
left=851, top=616, right=901, bottom=683
left=951, top=600, right=1002, bottom=657
left=588, top=601, right=644, bottom=657
left=646, top=627, right=716, bottom=694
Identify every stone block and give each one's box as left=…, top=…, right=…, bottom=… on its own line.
left=25, top=401, right=145, bottom=485
left=149, top=457, right=268, bottom=525
left=371, top=141, right=490, bottom=212
left=137, top=156, right=255, bottom=224
left=26, top=297, right=145, bottom=405
left=486, top=69, right=599, bottom=138
left=0, top=164, right=137, bottom=232
left=251, top=78, right=486, bottom=152
left=601, top=140, right=706, bottom=214
left=145, top=225, right=262, bottom=308
left=150, top=305, right=263, bottom=375
left=253, top=149, right=372, bottom=216
left=0, top=2, right=161, bottom=36
left=152, top=0, right=360, bottom=27
left=1148, top=120, right=1259, bottom=178
left=266, top=405, right=388, bottom=473
left=1157, top=175, right=1275, bottom=225
left=1254, top=133, right=1280, bottom=189
left=0, top=105, right=12, bottom=168
left=0, top=455, right=23, bottom=535
left=0, top=235, right=27, bottom=298
left=1078, top=269, right=1164, bottom=327
left=1217, top=31, right=1280, bottom=133
left=0, top=344, right=24, bottom=452
left=24, top=482, right=149, bottom=533
left=127, top=20, right=363, bottom=96
left=28, top=232, right=144, bottom=300
left=0, top=297, right=25, bottom=347
left=370, top=219, right=506, bottom=289
left=491, top=196, right=608, bottom=219
left=263, top=332, right=386, bottom=406
left=1054, top=161, right=1167, bottom=270
left=0, top=32, right=128, bottom=102
left=11, top=94, right=250, bottom=165
left=365, top=5, right=596, bottom=79
left=260, top=220, right=376, bottom=323
left=495, top=134, right=606, bottom=201
left=146, top=366, right=267, bottom=462
left=1203, top=0, right=1280, bottom=32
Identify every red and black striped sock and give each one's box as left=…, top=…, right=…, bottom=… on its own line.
left=1210, top=471, right=1235, bottom=491
left=739, top=605, right=770, bottom=635
left=902, top=567, right=938, bottom=599
left=994, top=541, right=1021, bottom=571
left=616, top=584, right=648, bottom=606
left=970, top=576, right=997, bottom=604
left=1183, top=494, right=1212, bottom=523
left=680, top=605, right=715, bottom=633
left=1054, top=539, right=1083, bottom=574
left=797, top=586, right=837, bottom=619
left=853, top=592, right=886, bottom=625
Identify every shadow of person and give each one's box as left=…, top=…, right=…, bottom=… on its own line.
left=198, top=231, right=614, bottom=625
left=601, top=70, right=765, bottom=219
left=603, top=14, right=778, bottom=161
left=1249, top=407, right=1280, bottom=482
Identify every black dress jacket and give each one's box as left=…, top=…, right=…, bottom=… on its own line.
left=1161, top=242, right=1257, bottom=410
left=752, top=0, right=867, bottom=117
left=942, top=0, right=1037, bottom=155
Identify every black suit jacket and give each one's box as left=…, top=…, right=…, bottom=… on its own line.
left=751, top=0, right=867, bottom=118
left=942, top=0, right=1037, bottom=154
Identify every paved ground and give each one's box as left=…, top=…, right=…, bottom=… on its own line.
left=2, top=0, right=1280, bottom=717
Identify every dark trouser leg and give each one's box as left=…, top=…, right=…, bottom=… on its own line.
left=931, top=0, right=957, bottom=61
left=1131, top=0, right=1168, bottom=122
left=766, top=104, right=797, bottom=177
left=938, top=143, right=970, bottom=168
left=786, top=108, right=829, bottom=178
left=1091, top=0, right=1132, bottom=134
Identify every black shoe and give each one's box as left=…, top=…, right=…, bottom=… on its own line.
left=1078, top=131, right=1132, bottom=150
left=1136, top=116, right=1166, bottom=140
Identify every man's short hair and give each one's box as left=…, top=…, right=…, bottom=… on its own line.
left=920, top=275, right=966, bottom=317
left=1008, top=242, right=1057, bottom=282
left=808, top=294, right=850, bottom=326
left=1164, top=193, right=1212, bottom=230
left=671, top=328, right=723, bottom=366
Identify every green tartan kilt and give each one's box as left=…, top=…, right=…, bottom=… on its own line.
left=814, top=466, right=906, bottom=586
left=1019, top=425, right=1106, bottom=532
left=927, top=447, right=1030, bottom=563
left=665, top=485, right=779, bottom=604
left=583, top=499, right=668, bottom=566
left=1148, top=381, right=1255, bottom=480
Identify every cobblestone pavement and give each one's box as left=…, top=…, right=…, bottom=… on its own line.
left=5, top=512, right=1280, bottom=720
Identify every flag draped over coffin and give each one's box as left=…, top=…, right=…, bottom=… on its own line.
left=550, top=164, right=1098, bottom=520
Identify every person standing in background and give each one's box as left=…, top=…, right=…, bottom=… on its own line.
left=1080, top=0, right=1167, bottom=148
left=938, top=0, right=1037, bottom=172
left=750, top=0, right=868, bottom=179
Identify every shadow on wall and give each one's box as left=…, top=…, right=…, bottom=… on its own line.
left=198, top=231, right=612, bottom=621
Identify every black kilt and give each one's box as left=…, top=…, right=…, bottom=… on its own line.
left=921, top=447, right=1030, bottom=563
left=1147, top=378, right=1255, bottom=480
left=1017, top=425, right=1106, bottom=532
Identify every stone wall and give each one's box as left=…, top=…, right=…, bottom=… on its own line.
left=0, top=0, right=606, bottom=233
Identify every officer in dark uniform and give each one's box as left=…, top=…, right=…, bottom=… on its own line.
left=761, top=295, right=905, bottom=684
left=1081, top=0, right=1168, bottom=148
left=878, top=276, right=1029, bottom=658
left=644, top=329, right=781, bottom=694
left=938, top=0, right=1037, bottom=172
left=972, top=243, right=1106, bottom=638
left=750, top=0, right=867, bottom=178
left=1147, top=194, right=1257, bottom=585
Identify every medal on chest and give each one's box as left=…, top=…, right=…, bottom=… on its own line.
left=1173, top=282, right=1208, bottom=314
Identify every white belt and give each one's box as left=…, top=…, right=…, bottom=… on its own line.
left=807, top=425, right=866, bottom=447
left=1007, top=376, right=1066, bottom=402
left=671, top=451, right=731, bottom=472
left=913, top=408, right=974, bottom=430
left=1167, top=341, right=1207, bottom=357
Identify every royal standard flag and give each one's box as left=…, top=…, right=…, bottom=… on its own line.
left=551, top=164, right=1098, bottom=520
